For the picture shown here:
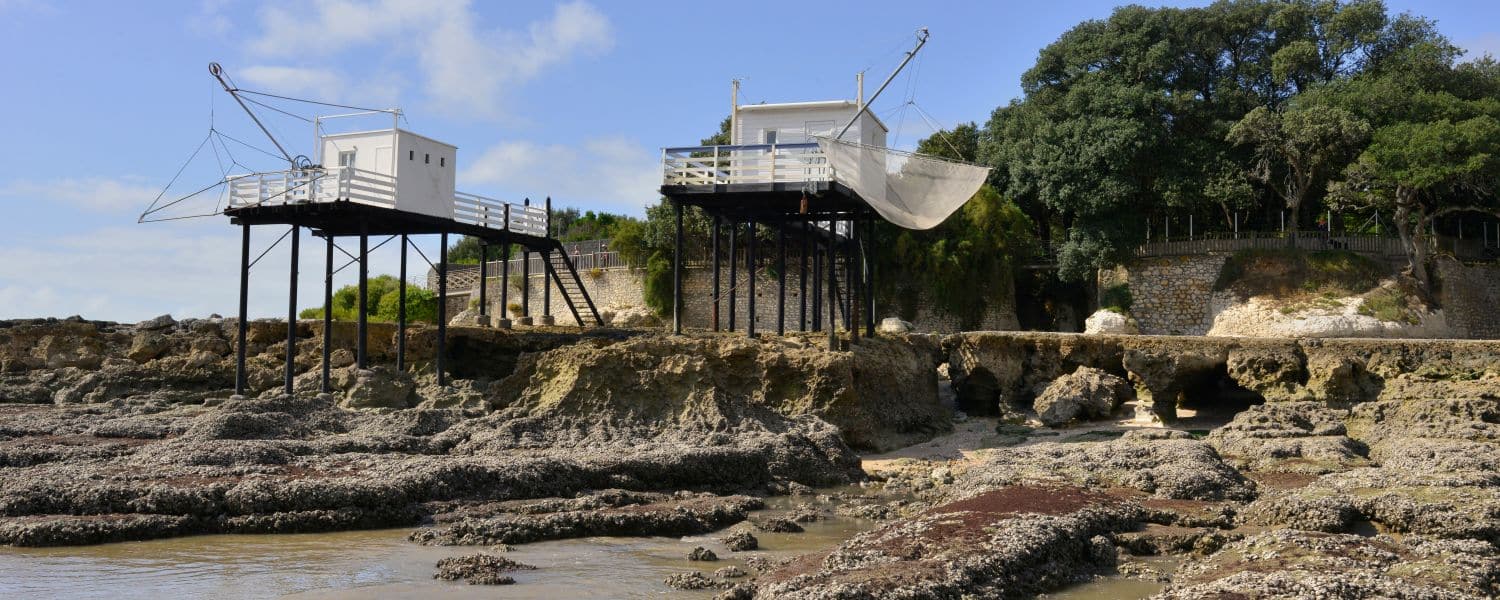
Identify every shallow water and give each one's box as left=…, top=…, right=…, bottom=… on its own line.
left=0, top=493, right=877, bottom=599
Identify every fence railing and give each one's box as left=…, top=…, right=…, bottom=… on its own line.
left=662, top=143, right=831, bottom=186
left=227, top=167, right=547, bottom=237
left=1135, top=231, right=1409, bottom=258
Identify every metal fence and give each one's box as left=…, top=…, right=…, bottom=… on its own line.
left=1135, top=231, right=1406, bottom=258
left=1134, top=230, right=1499, bottom=261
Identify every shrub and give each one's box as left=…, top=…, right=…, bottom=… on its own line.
left=587, top=267, right=604, bottom=279
left=299, top=276, right=436, bottom=323
left=1358, top=286, right=1418, bottom=324
left=642, top=251, right=674, bottom=317
left=1099, top=284, right=1133, bottom=314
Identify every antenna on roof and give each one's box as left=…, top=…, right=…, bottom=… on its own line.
left=835, top=27, right=928, bottom=141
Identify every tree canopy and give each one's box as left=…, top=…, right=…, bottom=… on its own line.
left=978, top=0, right=1467, bottom=281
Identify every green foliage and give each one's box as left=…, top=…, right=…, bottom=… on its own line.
left=1099, top=284, right=1133, bottom=314
left=1227, top=103, right=1371, bottom=236
left=641, top=251, right=674, bottom=318
left=609, top=218, right=649, bottom=267
left=875, top=184, right=1036, bottom=329
left=299, top=275, right=437, bottom=323
left=979, top=0, right=1452, bottom=280
left=914, top=122, right=980, bottom=162
left=1358, top=285, right=1417, bottom=324
left=1214, top=248, right=1387, bottom=298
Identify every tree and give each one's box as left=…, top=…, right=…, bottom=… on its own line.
left=1227, top=103, right=1369, bottom=243
left=979, top=0, right=1447, bottom=280
left=1323, top=44, right=1500, bottom=285
left=299, top=275, right=437, bottom=323
left=874, top=183, right=1036, bottom=328
left=1335, top=115, right=1500, bottom=285
left=915, top=123, right=979, bottom=162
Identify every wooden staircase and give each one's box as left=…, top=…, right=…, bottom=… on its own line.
left=543, top=241, right=604, bottom=326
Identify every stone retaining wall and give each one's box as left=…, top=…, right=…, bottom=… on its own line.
left=1436, top=260, right=1500, bottom=339
left=1098, top=255, right=1228, bottom=335
left=441, top=265, right=1017, bottom=333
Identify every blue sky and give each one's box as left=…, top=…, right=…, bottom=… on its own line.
left=0, top=0, right=1495, bottom=322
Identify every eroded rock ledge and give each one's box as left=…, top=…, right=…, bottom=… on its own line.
left=946, top=332, right=1500, bottom=418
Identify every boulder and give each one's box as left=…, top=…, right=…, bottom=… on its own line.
left=878, top=317, right=914, bottom=334
left=1084, top=310, right=1137, bottom=335
left=1033, top=366, right=1133, bottom=427
left=341, top=367, right=416, bottom=409
left=609, top=305, right=662, bottom=328
left=127, top=332, right=171, bottom=363
left=137, top=314, right=177, bottom=331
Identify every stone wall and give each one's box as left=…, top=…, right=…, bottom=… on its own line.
left=1098, top=255, right=1229, bottom=336
left=439, top=263, right=1017, bottom=333
left=1436, top=260, right=1500, bottom=339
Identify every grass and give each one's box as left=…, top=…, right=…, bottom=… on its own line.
left=1099, top=284, right=1133, bottom=314
left=1214, top=248, right=1388, bottom=300
left=1357, top=286, right=1419, bottom=324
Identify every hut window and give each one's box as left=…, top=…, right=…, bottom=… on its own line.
left=440, top=157, right=446, bottom=167
left=408, top=150, right=414, bottom=160
left=338, top=151, right=356, bottom=167
left=763, top=130, right=777, bottom=144
left=425, top=153, right=430, bottom=164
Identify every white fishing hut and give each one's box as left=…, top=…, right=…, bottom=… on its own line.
left=315, top=129, right=458, bottom=220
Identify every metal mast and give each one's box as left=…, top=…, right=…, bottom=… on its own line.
left=208, top=62, right=297, bottom=167
left=835, top=28, right=929, bottom=141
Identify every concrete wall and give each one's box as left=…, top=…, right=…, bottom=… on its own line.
left=1436, top=260, right=1500, bottom=339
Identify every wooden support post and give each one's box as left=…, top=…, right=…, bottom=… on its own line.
left=397, top=234, right=407, bottom=371
left=673, top=199, right=683, bottom=334
left=812, top=234, right=822, bottom=331
left=711, top=215, right=721, bottom=332
left=746, top=219, right=757, bottom=338
left=283, top=225, right=298, bottom=396
left=865, top=217, right=875, bottom=337
left=437, top=232, right=448, bottom=387
left=849, top=219, right=860, bottom=343
left=478, top=242, right=488, bottom=324
left=235, top=223, right=250, bottom=396
left=499, top=243, right=511, bottom=328
left=521, top=199, right=531, bottom=324
left=827, top=222, right=838, bottom=351
left=728, top=220, right=738, bottom=332
left=321, top=234, right=332, bottom=393
left=777, top=224, right=786, bottom=335
left=544, top=197, right=553, bottom=324
left=356, top=225, right=368, bottom=369
left=800, top=221, right=809, bottom=331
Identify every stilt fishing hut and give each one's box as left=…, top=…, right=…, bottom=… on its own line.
left=659, top=29, right=990, bottom=348
left=140, top=63, right=601, bottom=398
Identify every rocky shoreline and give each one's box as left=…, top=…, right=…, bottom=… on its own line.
left=3, top=317, right=1500, bottom=598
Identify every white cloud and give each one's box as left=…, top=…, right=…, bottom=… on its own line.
left=238, top=65, right=349, bottom=103
left=0, top=224, right=434, bottom=322
left=186, top=0, right=232, bottom=36
left=461, top=136, right=659, bottom=214
left=0, top=177, right=163, bottom=212
left=243, top=0, right=611, bottom=118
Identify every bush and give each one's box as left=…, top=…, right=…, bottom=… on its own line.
left=642, top=251, right=674, bottom=318
left=1358, top=286, right=1418, bottom=324
left=1099, top=284, right=1133, bottom=314
left=299, top=275, right=437, bottom=323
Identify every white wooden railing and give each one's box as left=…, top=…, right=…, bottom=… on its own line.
left=226, top=167, right=548, bottom=237
left=453, top=192, right=548, bottom=237
left=227, top=167, right=396, bottom=209
left=662, top=142, right=831, bottom=186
